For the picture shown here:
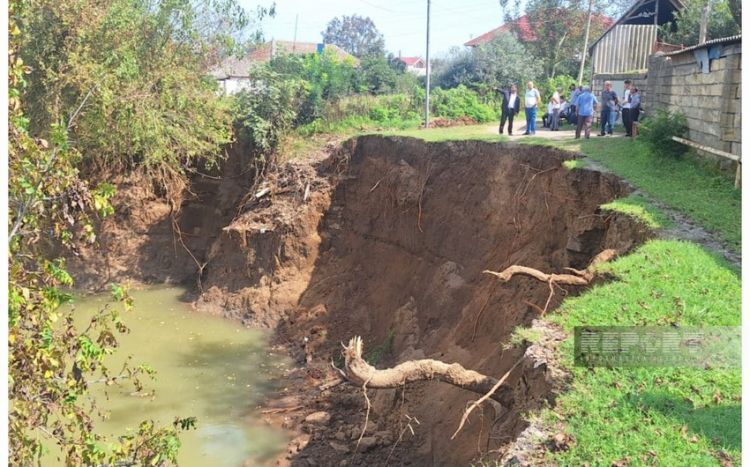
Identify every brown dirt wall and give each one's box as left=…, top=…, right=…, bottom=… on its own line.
left=68, top=135, right=651, bottom=466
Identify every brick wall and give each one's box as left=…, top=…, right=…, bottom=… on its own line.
left=644, top=40, right=741, bottom=167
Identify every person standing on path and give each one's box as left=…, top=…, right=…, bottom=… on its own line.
left=524, top=81, right=541, bottom=135
left=550, top=86, right=562, bottom=131
left=498, top=84, right=521, bottom=135
left=569, top=85, right=582, bottom=125
left=628, top=86, right=642, bottom=137
left=574, top=86, right=598, bottom=139
left=621, top=79, right=633, bottom=136
left=599, top=81, right=618, bottom=136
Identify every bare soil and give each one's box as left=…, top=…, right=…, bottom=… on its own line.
left=69, top=135, right=651, bottom=466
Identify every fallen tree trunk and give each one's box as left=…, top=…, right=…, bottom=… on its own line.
left=342, top=336, right=518, bottom=404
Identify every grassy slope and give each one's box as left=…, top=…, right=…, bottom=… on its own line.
left=544, top=240, right=740, bottom=466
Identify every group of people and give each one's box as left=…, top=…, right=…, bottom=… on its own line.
left=497, top=80, right=642, bottom=139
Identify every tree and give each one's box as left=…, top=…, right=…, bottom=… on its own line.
left=660, top=0, right=740, bottom=46
left=501, top=0, right=612, bottom=78
left=8, top=0, right=268, bottom=463
left=434, top=34, right=542, bottom=95
left=321, top=15, right=386, bottom=58
left=20, top=0, right=272, bottom=199
left=358, top=55, right=400, bottom=94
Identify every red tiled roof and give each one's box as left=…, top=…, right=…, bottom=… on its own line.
left=211, top=40, right=359, bottom=78
left=465, top=13, right=613, bottom=47
left=398, top=56, right=424, bottom=66
left=250, top=40, right=357, bottom=63
left=464, top=16, right=535, bottom=46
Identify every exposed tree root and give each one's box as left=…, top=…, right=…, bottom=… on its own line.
left=484, top=249, right=616, bottom=284
left=342, top=337, right=515, bottom=404
left=451, top=357, right=524, bottom=439
left=482, top=249, right=618, bottom=314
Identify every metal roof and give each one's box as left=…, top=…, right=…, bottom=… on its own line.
left=660, top=34, right=741, bottom=56
left=589, top=0, right=685, bottom=52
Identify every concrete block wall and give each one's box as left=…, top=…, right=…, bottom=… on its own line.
left=644, top=40, right=741, bottom=167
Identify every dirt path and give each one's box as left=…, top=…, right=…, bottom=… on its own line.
left=488, top=122, right=579, bottom=139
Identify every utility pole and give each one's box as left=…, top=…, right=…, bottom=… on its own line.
left=424, top=0, right=431, bottom=128
left=699, top=2, right=710, bottom=43
left=293, top=14, right=299, bottom=51
left=577, top=0, right=594, bottom=85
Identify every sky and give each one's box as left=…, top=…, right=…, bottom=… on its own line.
left=243, top=0, right=509, bottom=58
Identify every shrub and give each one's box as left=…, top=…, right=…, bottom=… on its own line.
left=233, top=68, right=305, bottom=153
left=268, top=49, right=359, bottom=125
left=639, top=109, right=689, bottom=158
left=20, top=0, right=248, bottom=179
left=430, top=85, right=497, bottom=123
left=541, top=75, right=578, bottom=101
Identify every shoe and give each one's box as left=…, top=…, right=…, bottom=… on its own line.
left=499, top=128, right=503, bottom=135
left=523, top=132, right=530, bottom=135
left=508, top=132, right=513, bottom=136
left=598, top=133, right=605, bottom=136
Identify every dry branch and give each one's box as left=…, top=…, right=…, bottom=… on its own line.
left=451, top=357, right=524, bottom=439
left=342, top=337, right=515, bottom=404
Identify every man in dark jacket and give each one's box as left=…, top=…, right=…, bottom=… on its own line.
left=498, top=84, right=521, bottom=135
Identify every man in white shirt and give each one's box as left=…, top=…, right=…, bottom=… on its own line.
left=524, top=81, right=541, bottom=135
left=621, top=79, right=633, bottom=136
left=550, top=86, right=562, bottom=131
left=499, top=84, right=521, bottom=135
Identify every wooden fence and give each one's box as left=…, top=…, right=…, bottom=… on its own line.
left=591, top=25, right=658, bottom=74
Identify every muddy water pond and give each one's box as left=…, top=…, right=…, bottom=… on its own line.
left=65, top=286, right=290, bottom=466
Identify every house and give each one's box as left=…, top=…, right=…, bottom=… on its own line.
left=589, top=0, right=685, bottom=97
left=210, top=40, right=358, bottom=94
left=464, top=15, right=537, bottom=46
left=395, top=56, right=426, bottom=76
left=464, top=13, right=613, bottom=47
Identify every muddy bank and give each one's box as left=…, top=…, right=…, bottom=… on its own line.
left=69, top=135, right=651, bottom=465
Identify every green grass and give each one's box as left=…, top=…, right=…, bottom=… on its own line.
left=577, top=139, right=740, bottom=252
left=505, top=326, right=544, bottom=350
left=364, top=329, right=396, bottom=366
left=562, top=159, right=587, bottom=170
left=542, top=240, right=741, bottom=466
left=381, top=123, right=505, bottom=142
left=600, top=194, right=674, bottom=230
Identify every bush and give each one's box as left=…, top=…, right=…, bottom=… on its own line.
left=233, top=68, right=305, bottom=153
left=294, top=93, right=422, bottom=136
left=21, top=0, right=246, bottom=178
left=541, top=75, right=578, bottom=101
left=639, top=109, right=689, bottom=158
left=430, top=85, right=497, bottom=123
left=268, top=49, right=359, bottom=125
